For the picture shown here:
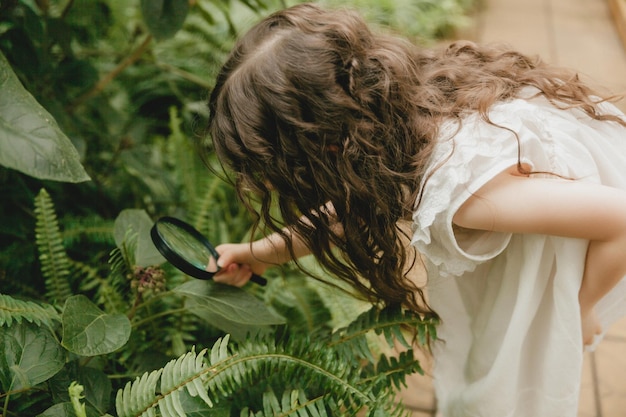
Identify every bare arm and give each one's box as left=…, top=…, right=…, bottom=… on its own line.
left=212, top=229, right=312, bottom=287
left=214, top=203, right=341, bottom=286
left=453, top=166, right=626, bottom=343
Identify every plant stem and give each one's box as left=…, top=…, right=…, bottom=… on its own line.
left=2, top=390, right=9, bottom=417
left=130, top=289, right=175, bottom=311
left=68, top=34, right=153, bottom=112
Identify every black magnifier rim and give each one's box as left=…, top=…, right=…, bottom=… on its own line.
left=151, top=216, right=267, bottom=286
left=151, top=216, right=219, bottom=281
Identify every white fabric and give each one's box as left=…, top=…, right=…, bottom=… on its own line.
left=411, top=88, right=626, bottom=417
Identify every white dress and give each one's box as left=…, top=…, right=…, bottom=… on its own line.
left=411, top=88, right=626, bottom=417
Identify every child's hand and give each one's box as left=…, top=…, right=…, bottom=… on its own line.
left=213, top=262, right=254, bottom=287
left=580, top=308, right=603, bottom=347
left=212, top=243, right=269, bottom=287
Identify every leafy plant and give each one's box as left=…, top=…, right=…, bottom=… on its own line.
left=0, top=184, right=439, bottom=416
left=0, top=0, right=281, bottom=290
left=115, top=306, right=437, bottom=417
left=0, top=51, right=90, bottom=183
left=0, top=0, right=484, bottom=415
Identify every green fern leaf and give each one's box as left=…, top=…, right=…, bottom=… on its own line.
left=262, top=388, right=281, bottom=416
left=364, top=349, right=424, bottom=393
left=220, top=335, right=371, bottom=410
left=115, top=325, right=421, bottom=417
left=61, top=215, right=115, bottom=247
left=70, top=258, right=127, bottom=314
left=0, top=293, right=60, bottom=328
left=34, top=188, right=73, bottom=305
left=257, top=388, right=330, bottom=417
left=331, top=305, right=437, bottom=355
left=158, top=345, right=214, bottom=414
left=190, top=175, right=224, bottom=234
left=116, top=340, right=227, bottom=417
left=116, top=368, right=163, bottom=417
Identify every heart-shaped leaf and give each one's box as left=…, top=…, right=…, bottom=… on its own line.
left=0, top=322, right=66, bottom=391
left=61, top=295, right=131, bottom=356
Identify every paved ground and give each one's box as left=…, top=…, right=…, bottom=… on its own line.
left=398, top=0, right=626, bottom=416
left=473, top=0, right=626, bottom=112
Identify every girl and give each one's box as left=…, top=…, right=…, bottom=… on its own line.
left=204, top=3, right=626, bottom=416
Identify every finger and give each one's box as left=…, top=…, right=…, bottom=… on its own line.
left=206, top=256, right=219, bottom=273
left=213, top=264, right=252, bottom=287
left=232, top=264, right=252, bottom=287
left=213, top=264, right=239, bottom=284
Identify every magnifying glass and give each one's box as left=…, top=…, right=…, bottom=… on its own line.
left=150, top=216, right=267, bottom=286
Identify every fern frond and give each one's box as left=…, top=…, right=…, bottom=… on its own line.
left=109, top=242, right=134, bottom=288
left=113, top=228, right=139, bottom=273
left=115, top=306, right=433, bottom=417
left=256, top=388, right=330, bottom=417
left=116, top=334, right=386, bottom=417
left=70, top=259, right=102, bottom=291
left=116, top=367, right=163, bottom=417
left=72, top=255, right=128, bottom=314
left=0, top=293, right=60, bottom=329
left=159, top=304, right=201, bottom=356
left=330, top=305, right=437, bottom=355
left=216, top=334, right=373, bottom=412
left=265, top=276, right=333, bottom=334
left=34, top=188, right=73, bottom=305
left=116, top=342, right=218, bottom=417
left=158, top=344, right=215, bottom=413
left=189, top=176, right=223, bottom=234
left=166, top=106, right=206, bottom=212
left=362, top=349, right=424, bottom=393
left=61, top=215, right=115, bottom=247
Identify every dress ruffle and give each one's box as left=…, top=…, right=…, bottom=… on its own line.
left=411, top=98, right=542, bottom=277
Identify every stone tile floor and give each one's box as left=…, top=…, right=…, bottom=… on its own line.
left=473, top=0, right=626, bottom=112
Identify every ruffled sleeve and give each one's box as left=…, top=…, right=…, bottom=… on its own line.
left=411, top=98, right=557, bottom=277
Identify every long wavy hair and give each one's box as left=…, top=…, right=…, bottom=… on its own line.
left=205, top=3, right=625, bottom=316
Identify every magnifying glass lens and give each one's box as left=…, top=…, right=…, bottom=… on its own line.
left=156, top=221, right=218, bottom=272
left=151, top=216, right=266, bottom=285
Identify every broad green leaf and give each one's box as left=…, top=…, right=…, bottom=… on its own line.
left=114, top=209, right=165, bottom=267
left=0, top=322, right=66, bottom=391
left=174, top=280, right=285, bottom=326
left=49, top=364, right=112, bottom=415
left=37, top=403, right=75, bottom=417
left=61, top=295, right=131, bottom=356
left=188, top=304, right=273, bottom=341
left=141, top=0, right=189, bottom=40
left=37, top=402, right=102, bottom=417
left=77, top=367, right=112, bottom=414
left=0, top=51, right=90, bottom=182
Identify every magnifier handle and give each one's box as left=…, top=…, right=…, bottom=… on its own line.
left=250, top=273, right=267, bottom=286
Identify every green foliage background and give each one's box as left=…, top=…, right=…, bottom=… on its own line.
left=0, top=0, right=472, bottom=415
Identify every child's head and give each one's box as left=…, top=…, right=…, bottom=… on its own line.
left=206, top=3, right=431, bottom=312
left=207, top=3, right=424, bottom=206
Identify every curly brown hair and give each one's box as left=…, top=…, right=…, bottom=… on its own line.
left=205, top=3, right=625, bottom=316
